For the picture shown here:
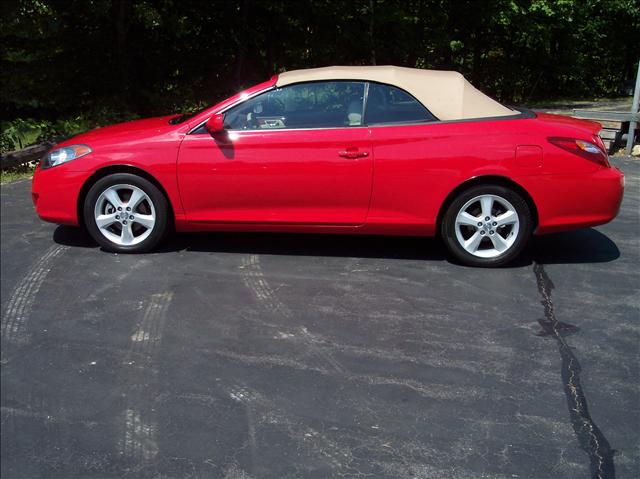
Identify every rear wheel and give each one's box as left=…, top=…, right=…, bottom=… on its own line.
left=83, top=173, right=169, bottom=253
left=441, top=185, right=533, bottom=267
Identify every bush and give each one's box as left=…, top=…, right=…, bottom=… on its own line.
left=0, top=109, right=141, bottom=154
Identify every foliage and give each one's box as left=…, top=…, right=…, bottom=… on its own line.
left=1, top=118, right=45, bottom=153
left=1, top=0, right=638, bottom=150
left=0, top=163, right=36, bottom=184
left=0, top=108, right=139, bottom=153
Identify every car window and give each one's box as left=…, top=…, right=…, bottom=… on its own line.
left=365, top=82, right=436, bottom=125
left=224, top=81, right=366, bottom=130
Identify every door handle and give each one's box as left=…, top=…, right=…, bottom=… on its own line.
left=338, top=150, right=369, bottom=159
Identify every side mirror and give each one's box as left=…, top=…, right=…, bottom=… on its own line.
left=205, top=114, right=225, bottom=134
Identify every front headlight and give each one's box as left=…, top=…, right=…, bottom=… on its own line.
left=42, top=144, right=92, bottom=169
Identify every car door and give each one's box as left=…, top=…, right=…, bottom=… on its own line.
left=365, top=82, right=517, bottom=232
left=364, top=82, right=444, bottom=226
left=177, top=81, right=373, bottom=225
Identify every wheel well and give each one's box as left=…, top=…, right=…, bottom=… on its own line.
left=436, top=176, right=538, bottom=234
left=77, top=165, right=175, bottom=229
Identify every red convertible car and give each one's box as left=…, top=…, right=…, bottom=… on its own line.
left=32, top=66, right=624, bottom=266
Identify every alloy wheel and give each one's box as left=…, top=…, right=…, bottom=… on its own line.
left=93, top=184, right=156, bottom=246
left=454, top=194, right=520, bottom=258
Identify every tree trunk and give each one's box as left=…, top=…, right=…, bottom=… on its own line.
left=234, top=0, right=250, bottom=86
left=112, top=0, right=132, bottom=100
left=369, top=0, right=376, bottom=65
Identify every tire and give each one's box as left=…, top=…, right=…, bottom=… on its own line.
left=440, top=184, right=533, bottom=267
left=83, top=173, right=169, bottom=253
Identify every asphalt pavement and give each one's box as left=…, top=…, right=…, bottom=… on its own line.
left=1, top=157, right=639, bottom=478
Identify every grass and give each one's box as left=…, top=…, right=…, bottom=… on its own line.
left=1, top=165, right=36, bottom=185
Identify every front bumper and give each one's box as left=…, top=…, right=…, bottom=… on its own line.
left=31, top=163, right=89, bottom=226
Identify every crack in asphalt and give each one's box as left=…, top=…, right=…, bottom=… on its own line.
left=533, top=262, right=616, bottom=479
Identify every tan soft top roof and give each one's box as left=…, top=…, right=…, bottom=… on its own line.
left=276, top=66, right=516, bottom=121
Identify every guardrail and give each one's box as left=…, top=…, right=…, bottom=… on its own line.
left=573, top=60, right=640, bottom=155
left=573, top=110, right=638, bottom=154
left=573, top=110, right=639, bottom=122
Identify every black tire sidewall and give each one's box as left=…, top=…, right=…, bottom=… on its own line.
left=83, top=173, right=168, bottom=253
left=441, top=185, right=532, bottom=267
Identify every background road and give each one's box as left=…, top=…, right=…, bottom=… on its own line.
left=1, top=158, right=638, bottom=478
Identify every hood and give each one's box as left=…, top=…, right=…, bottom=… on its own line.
left=56, top=115, right=181, bottom=148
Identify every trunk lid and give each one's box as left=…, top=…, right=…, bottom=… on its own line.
left=535, top=112, right=602, bottom=135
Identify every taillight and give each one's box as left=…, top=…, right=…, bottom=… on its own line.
left=548, top=137, right=610, bottom=167
left=593, top=134, right=607, bottom=154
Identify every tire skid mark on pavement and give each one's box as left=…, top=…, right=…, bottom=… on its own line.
left=533, top=263, right=616, bottom=479
left=240, top=254, right=521, bottom=388
left=221, top=463, right=256, bottom=479
left=0, top=405, right=98, bottom=429
left=224, top=383, right=477, bottom=477
left=228, top=386, right=258, bottom=475
left=130, top=291, right=173, bottom=351
left=0, top=391, right=64, bottom=474
left=215, top=348, right=493, bottom=402
left=85, top=259, right=151, bottom=302
left=226, top=385, right=353, bottom=472
left=237, top=254, right=517, bottom=396
left=1, top=245, right=67, bottom=346
left=239, top=254, right=345, bottom=374
left=235, top=256, right=360, bottom=471
left=118, top=291, right=173, bottom=467
left=240, top=254, right=290, bottom=318
left=120, top=408, right=159, bottom=462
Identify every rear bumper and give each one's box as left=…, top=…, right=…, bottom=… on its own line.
left=528, top=167, right=624, bottom=235
left=31, top=163, right=88, bottom=226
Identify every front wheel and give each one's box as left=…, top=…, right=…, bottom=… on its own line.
left=83, top=173, right=169, bottom=253
left=441, top=185, right=533, bottom=267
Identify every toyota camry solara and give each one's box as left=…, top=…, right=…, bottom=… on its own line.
left=32, top=66, right=624, bottom=267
